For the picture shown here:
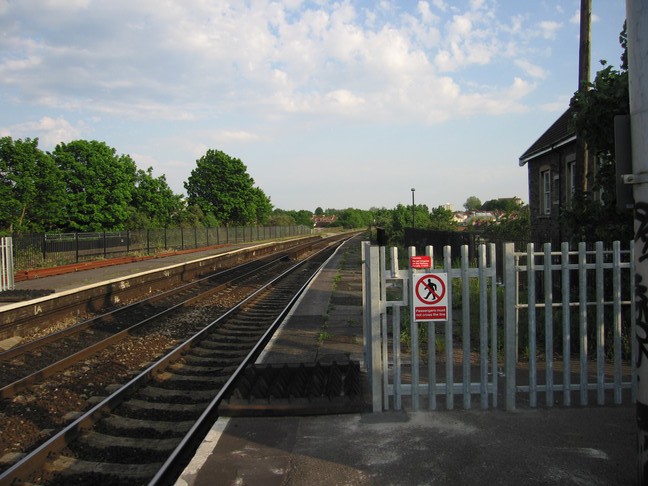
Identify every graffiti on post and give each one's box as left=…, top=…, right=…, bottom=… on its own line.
left=636, top=202, right=648, bottom=262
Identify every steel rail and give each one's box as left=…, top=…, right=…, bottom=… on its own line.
left=149, top=237, right=347, bottom=485
left=0, top=255, right=290, bottom=399
left=0, top=256, right=281, bottom=362
left=0, top=236, right=348, bottom=485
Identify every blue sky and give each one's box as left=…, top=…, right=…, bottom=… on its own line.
left=0, top=0, right=627, bottom=212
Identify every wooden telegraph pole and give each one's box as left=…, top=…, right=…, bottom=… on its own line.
left=577, top=0, right=591, bottom=192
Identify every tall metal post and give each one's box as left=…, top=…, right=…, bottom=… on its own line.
left=411, top=188, right=415, bottom=229
left=627, top=1, right=648, bottom=482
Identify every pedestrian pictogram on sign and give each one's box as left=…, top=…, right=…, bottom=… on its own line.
left=412, top=273, right=448, bottom=321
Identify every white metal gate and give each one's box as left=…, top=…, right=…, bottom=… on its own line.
left=363, top=240, right=637, bottom=412
left=0, top=237, right=14, bottom=292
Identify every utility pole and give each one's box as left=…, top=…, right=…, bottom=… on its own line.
left=627, top=1, right=648, bottom=483
left=411, top=188, right=415, bottom=229
left=578, top=0, right=591, bottom=193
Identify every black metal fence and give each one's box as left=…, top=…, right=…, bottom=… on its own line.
left=12, top=225, right=312, bottom=271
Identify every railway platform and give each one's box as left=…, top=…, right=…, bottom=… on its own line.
left=178, top=238, right=635, bottom=486
left=2, top=237, right=637, bottom=485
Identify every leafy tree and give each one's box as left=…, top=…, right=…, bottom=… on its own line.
left=334, top=208, right=373, bottom=229
left=564, top=22, right=632, bottom=243
left=0, top=137, right=66, bottom=233
left=128, top=168, right=183, bottom=229
left=185, top=149, right=272, bottom=225
left=174, top=204, right=206, bottom=228
left=481, top=198, right=523, bottom=212
left=267, top=211, right=297, bottom=226
left=480, top=206, right=531, bottom=242
left=270, top=209, right=313, bottom=226
left=315, top=207, right=324, bottom=216
left=292, top=210, right=314, bottom=226
left=53, top=140, right=137, bottom=231
left=463, top=196, right=482, bottom=211
left=251, top=187, right=273, bottom=224
left=429, top=206, right=458, bottom=231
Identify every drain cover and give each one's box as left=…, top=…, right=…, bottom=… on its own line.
left=219, top=361, right=365, bottom=416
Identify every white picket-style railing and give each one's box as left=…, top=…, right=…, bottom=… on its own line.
left=0, top=237, right=14, bottom=292
left=363, top=240, right=636, bottom=412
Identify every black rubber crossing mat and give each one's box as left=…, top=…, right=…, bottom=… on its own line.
left=218, top=361, right=365, bottom=416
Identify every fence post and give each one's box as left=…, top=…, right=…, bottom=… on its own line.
left=503, top=242, right=517, bottom=410
left=408, top=246, right=420, bottom=411
left=363, top=242, right=383, bottom=412
left=0, top=237, right=15, bottom=291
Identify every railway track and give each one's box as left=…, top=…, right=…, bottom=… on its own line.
left=0, top=253, right=294, bottom=398
left=0, top=234, right=354, bottom=485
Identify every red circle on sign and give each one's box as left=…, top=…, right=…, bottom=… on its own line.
left=415, top=274, right=446, bottom=305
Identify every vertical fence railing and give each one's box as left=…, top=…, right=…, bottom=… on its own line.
left=0, top=237, right=14, bottom=291
left=365, top=239, right=637, bottom=412
left=9, top=225, right=312, bottom=272
left=364, top=242, right=498, bottom=412
left=503, top=240, right=636, bottom=409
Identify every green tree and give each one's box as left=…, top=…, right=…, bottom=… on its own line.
left=315, top=207, right=324, bottom=216
left=565, top=23, right=632, bottom=243
left=463, top=196, right=482, bottom=211
left=271, top=209, right=313, bottom=226
left=128, top=168, right=183, bottom=229
left=267, top=210, right=297, bottom=226
left=0, top=137, right=66, bottom=233
left=480, top=206, right=531, bottom=242
left=53, top=140, right=137, bottom=232
left=481, top=198, right=523, bottom=212
left=335, top=208, right=373, bottom=229
left=251, top=187, right=273, bottom=224
left=429, top=206, right=458, bottom=231
left=185, top=149, right=272, bottom=225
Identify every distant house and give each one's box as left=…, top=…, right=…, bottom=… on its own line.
left=519, top=108, right=599, bottom=245
left=311, top=215, right=337, bottom=228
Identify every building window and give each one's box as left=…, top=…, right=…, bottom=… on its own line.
left=566, top=154, right=576, bottom=209
left=541, top=169, right=551, bottom=215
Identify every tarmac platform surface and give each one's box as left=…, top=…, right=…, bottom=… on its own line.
left=5, top=236, right=638, bottom=485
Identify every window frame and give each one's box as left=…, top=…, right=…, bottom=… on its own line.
left=540, top=168, right=551, bottom=216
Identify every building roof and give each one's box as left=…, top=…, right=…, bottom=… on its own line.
left=518, top=108, right=576, bottom=166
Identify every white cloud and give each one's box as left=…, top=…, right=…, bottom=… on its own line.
left=515, top=59, right=548, bottom=79
left=2, top=116, right=82, bottom=148
left=538, top=20, right=562, bottom=39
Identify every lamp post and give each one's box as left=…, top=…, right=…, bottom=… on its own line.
left=411, top=188, right=415, bottom=228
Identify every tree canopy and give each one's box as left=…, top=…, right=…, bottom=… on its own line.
left=0, top=137, right=66, bottom=232
left=184, top=149, right=272, bottom=225
left=53, top=140, right=137, bottom=232
left=463, top=196, right=482, bottom=211
left=564, top=22, right=632, bottom=243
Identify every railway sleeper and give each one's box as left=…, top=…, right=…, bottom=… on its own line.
left=100, top=414, right=194, bottom=437
left=179, top=355, right=239, bottom=371
left=209, top=329, right=261, bottom=339
left=182, top=349, right=240, bottom=365
left=136, top=385, right=216, bottom=403
left=189, top=346, right=249, bottom=360
left=155, top=371, right=228, bottom=386
left=43, top=455, right=161, bottom=484
left=117, top=399, right=205, bottom=420
left=71, top=430, right=180, bottom=459
left=196, top=339, right=258, bottom=351
left=166, top=362, right=230, bottom=376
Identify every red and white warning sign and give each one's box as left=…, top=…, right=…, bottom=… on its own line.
left=412, top=273, right=448, bottom=321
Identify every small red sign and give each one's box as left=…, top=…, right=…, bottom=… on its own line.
left=410, top=255, right=432, bottom=269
